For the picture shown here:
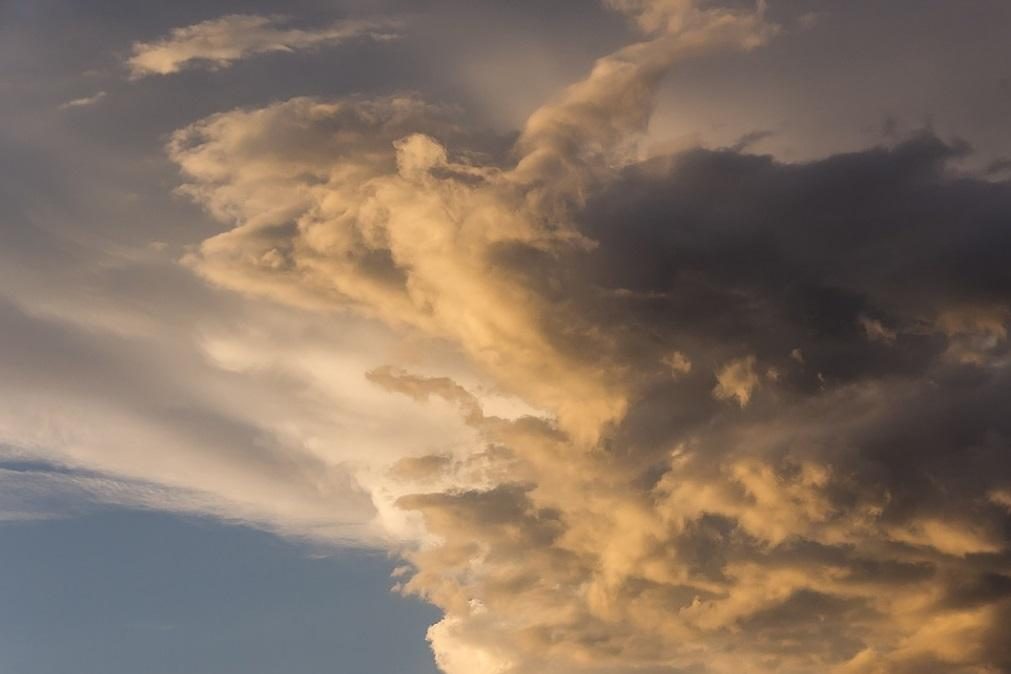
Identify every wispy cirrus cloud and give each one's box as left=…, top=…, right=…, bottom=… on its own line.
left=127, top=14, right=399, bottom=79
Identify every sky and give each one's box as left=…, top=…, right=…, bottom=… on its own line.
left=2, top=1, right=1011, bottom=673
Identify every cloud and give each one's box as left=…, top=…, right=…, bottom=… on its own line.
left=937, top=304, right=1009, bottom=365
left=154, top=1, right=1011, bottom=671
left=168, top=0, right=775, bottom=443
left=0, top=239, right=497, bottom=546
left=663, top=350, right=692, bottom=376
left=169, top=93, right=625, bottom=442
left=7, top=1, right=1011, bottom=673
left=127, top=14, right=398, bottom=78
left=712, top=355, right=760, bottom=406
left=859, top=315, right=897, bottom=344
left=0, top=295, right=385, bottom=542
left=0, top=463, right=257, bottom=523
left=58, top=91, right=106, bottom=109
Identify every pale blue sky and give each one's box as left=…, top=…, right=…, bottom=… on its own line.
left=0, top=505, right=439, bottom=674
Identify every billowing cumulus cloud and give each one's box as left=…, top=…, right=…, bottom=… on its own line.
left=159, top=1, right=1011, bottom=672
left=127, top=14, right=398, bottom=78
left=170, top=0, right=773, bottom=441
left=6, top=0, right=1011, bottom=673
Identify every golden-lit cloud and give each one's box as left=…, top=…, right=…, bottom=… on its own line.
left=5, top=1, right=1011, bottom=673
left=712, top=355, right=760, bottom=406
left=127, top=14, right=398, bottom=78
left=155, top=1, right=1011, bottom=672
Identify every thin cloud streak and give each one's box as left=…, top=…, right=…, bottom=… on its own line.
left=59, top=91, right=106, bottom=109
left=127, top=14, right=399, bottom=78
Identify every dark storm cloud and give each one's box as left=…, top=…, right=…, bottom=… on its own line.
left=573, top=132, right=1010, bottom=400
left=567, top=136, right=1011, bottom=526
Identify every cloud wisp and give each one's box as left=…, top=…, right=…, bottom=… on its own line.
left=58, top=91, right=106, bottom=109
left=127, top=14, right=399, bottom=79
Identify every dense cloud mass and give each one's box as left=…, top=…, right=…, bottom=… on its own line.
left=6, top=0, right=1010, bottom=672
left=160, top=1, right=1011, bottom=672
